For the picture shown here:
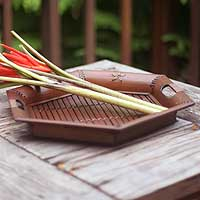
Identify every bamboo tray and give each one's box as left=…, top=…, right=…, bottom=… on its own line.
left=7, top=70, right=194, bottom=145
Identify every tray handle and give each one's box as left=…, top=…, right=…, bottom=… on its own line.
left=7, top=91, right=29, bottom=119
left=161, top=84, right=179, bottom=98
left=154, top=78, right=193, bottom=108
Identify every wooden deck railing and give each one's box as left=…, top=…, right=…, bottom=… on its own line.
left=0, top=0, right=200, bottom=85
left=0, top=0, right=12, bottom=45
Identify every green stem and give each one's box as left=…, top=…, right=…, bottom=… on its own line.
left=11, top=30, right=167, bottom=111
left=11, top=31, right=80, bottom=81
left=0, top=76, right=159, bottom=114
left=19, top=45, right=45, bottom=65
left=0, top=82, right=19, bottom=89
left=31, top=70, right=167, bottom=112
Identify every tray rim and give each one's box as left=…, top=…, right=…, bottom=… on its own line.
left=8, top=100, right=193, bottom=131
left=6, top=70, right=194, bottom=131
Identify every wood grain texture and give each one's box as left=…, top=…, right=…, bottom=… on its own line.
left=62, top=124, right=200, bottom=200
left=0, top=138, right=111, bottom=200
left=1, top=60, right=200, bottom=200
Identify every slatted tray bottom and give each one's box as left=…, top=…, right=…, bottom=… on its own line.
left=7, top=70, right=194, bottom=145
left=29, top=93, right=158, bottom=127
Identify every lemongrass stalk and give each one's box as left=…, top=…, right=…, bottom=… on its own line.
left=30, top=69, right=168, bottom=112
left=11, top=30, right=167, bottom=111
left=0, top=53, right=163, bottom=113
left=1, top=58, right=161, bottom=113
left=19, top=45, right=45, bottom=65
left=0, top=82, right=19, bottom=89
left=11, top=31, right=80, bottom=80
left=0, top=76, right=160, bottom=114
left=0, top=53, right=51, bottom=83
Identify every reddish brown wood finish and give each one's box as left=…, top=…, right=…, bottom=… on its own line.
left=188, top=0, right=200, bottom=86
left=7, top=70, right=193, bottom=145
left=0, top=0, right=12, bottom=45
left=85, top=0, right=96, bottom=63
left=41, top=0, right=61, bottom=66
left=120, top=0, right=132, bottom=65
left=151, top=0, right=173, bottom=76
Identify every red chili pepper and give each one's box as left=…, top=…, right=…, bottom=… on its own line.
left=3, top=45, right=40, bottom=66
left=12, top=62, right=52, bottom=72
left=24, top=53, right=40, bottom=66
left=1, top=43, right=52, bottom=73
left=3, top=52, right=33, bottom=66
left=0, top=65, right=19, bottom=77
left=1, top=44, right=27, bottom=57
left=9, top=51, right=48, bottom=68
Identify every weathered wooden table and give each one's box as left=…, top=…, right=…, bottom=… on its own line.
left=1, top=60, right=200, bottom=200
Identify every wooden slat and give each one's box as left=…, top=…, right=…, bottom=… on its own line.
left=85, top=0, right=96, bottom=63
left=151, top=0, right=173, bottom=76
left=62, top=125, right=200, bottom=200
left=188, top=0, right=200, bottom=86
left=0, top=137, right=111, bottom=200
left=120, top=0, right=132, bottom=65
left=1, top=0, right=12, bottom=45
left=41, top=0, right=61, bottom=66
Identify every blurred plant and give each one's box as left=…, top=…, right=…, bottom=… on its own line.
left=162, top=34, right=190, bottom=59
left=13, top=0, right=41, bottom=12
left=95, top=10, right=120, bottom=32
left=179, top=0, right=189, bottom=5
left=9, top=0, right=189, bottom=70
left=12, top=0, right=82, bottom=14
left=59, top=0, right=83, bottom=15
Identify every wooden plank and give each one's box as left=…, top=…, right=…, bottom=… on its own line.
left=0, top=137, right=111, bottom=200
left=41, top=0, right=61, bottom=66
left=120, top=0, right=132, bottom=65
left=188, top=0, right=200, bottom=86
left=1, top=0, right=12, bottom=45
left=60, top=125, right=200, bottom=200
left=85, top=0, right=96, bottom=63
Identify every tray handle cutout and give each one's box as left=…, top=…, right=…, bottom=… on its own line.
left=16, top=99, right=25, bottom=110
left=161, top=84, right=177, bottom=98
left=157, top=81, right=192, bottom=108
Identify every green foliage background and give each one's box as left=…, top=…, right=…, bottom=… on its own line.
left=2, top=0, right=190, bottom=71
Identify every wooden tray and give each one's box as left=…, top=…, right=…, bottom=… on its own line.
left=7, top=70, right=194, bottom=145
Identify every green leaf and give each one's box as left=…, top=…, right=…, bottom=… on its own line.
left=75, top=47, right=119, bottom=61
left=59, top=0, right=82, bottom=15
left=162, top=33, right=190, bottom=59
left=96, top=47, right=119, bottom=61
left=12, top=0, right=23, bottom=10
left=12, top=34, right=41, bottom=50
left=95, top=10, right=121, bottom=32
left=22, top=0, right=41, bottom=12
left=179, top=0, right=188, bottom=5
left=132, top=38, right=151, bottom=52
